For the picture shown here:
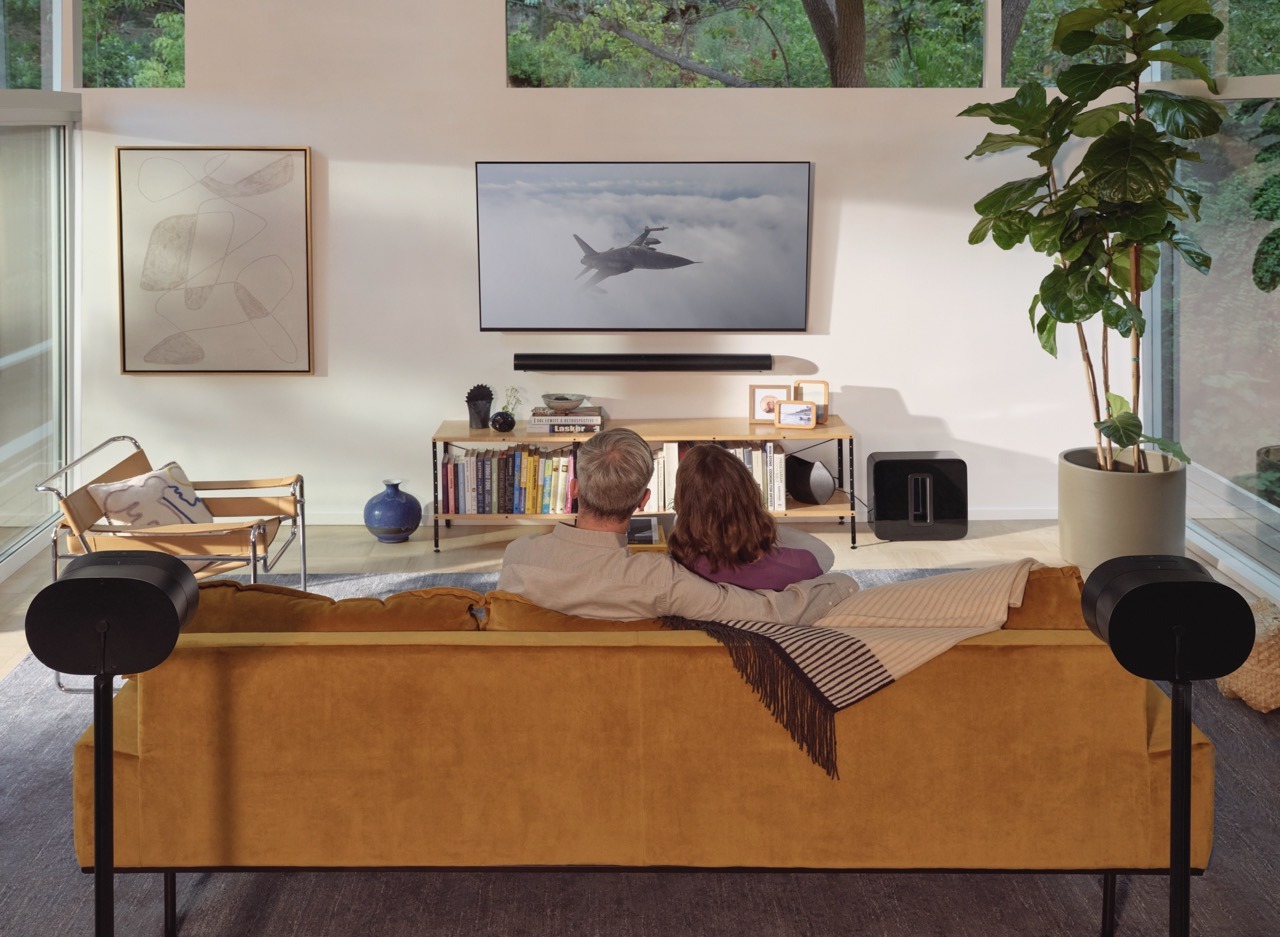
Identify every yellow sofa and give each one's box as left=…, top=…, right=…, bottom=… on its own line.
left=72, top=567, right=1213, bottom=928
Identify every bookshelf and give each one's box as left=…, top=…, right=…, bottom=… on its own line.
left=429, top=415, right=856, bottom=552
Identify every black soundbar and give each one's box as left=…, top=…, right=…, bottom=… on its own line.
left=513, top=354, right=774, bottom=372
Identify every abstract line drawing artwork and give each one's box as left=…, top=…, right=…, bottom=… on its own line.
left=117, top=146, right=313, bottom=373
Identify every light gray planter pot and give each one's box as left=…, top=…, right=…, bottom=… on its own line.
left=1058, top=447, right=1187, bottom=575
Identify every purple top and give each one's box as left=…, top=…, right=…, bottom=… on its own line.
left=687, top=546, right=823, bottom=592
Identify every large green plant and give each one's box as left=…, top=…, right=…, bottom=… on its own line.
left=960, top=0, right=1226, bottom=471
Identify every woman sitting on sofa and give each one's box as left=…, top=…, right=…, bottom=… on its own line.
left=667, top=443, right=831, bottom=591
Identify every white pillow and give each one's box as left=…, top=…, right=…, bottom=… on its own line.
left=88, top=461, right=215, bottom=527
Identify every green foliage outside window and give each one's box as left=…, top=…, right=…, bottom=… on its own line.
left=1, top=0, right=183, bottom=88
left=83, top=0, right=185, bottom=88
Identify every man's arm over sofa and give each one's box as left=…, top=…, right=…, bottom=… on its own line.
left=499, top=527, right=858, bottom=625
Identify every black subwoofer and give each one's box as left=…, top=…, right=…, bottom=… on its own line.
left=867, top=450, right=968, bottom=541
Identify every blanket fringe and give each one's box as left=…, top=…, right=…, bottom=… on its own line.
left=661, top=616, right=839, bottom=779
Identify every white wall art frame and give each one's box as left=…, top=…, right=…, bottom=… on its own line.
left=116, top=146, right=313, bottom=374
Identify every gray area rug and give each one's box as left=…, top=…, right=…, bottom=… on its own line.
left=3, top=569, right=1278, bottom=936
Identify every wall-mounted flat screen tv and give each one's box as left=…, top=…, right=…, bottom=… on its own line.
left=475, top=161, right=811, bottom=332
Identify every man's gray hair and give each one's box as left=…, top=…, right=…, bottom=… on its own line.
left=574, top=427, right=654, bottom=521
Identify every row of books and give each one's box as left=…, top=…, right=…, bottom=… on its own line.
left=650, top=441, right=789, bottom=512
left=440, top=446, right=575, bottom=516
left=441, top=439, right=793, bottom=517
left=526, top=405, right=605, bottom=435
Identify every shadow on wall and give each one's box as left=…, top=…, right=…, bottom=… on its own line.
left=796, top=385, right=1059, bottom=518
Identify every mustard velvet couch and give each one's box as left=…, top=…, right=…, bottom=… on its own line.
left=72, top=566, right=1213, bottom=932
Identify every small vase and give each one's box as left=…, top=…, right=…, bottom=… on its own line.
left=467, top=399, right=492, bottom=429
left=363, top=480, right=423, bottom=543
left=490, top=411, right=515, bottom=432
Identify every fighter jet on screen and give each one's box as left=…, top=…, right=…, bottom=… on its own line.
left=572, top=225, right=698, bottom=293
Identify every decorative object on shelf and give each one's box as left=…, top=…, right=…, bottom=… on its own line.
left=960, top=2, right=1224, bottom=570
left=793, top=379, right=829, bottom=424
left=490, top=386, right=522, bottom=433
left=363, top=480, right=422, bottom=543
left=116, top=146, right=314, bottom=374
left=785, top=455, right=835, bottom=506
left=775, top=400, right=817, bottom=429
left=465, top=384, right=494, bottom=429
left=749, top=384, right=789, bottom=424
left=541, top=393, right=586, bottom=412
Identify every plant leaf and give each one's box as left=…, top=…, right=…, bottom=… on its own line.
left=1136, top=0, right=1215, bottom=30
left=992, top=212, right=1032, bottom=249
left=1110, top=242, right=1162, bottom=294
left=1036, top=311, right=1058, bottom=357
left=1108, top=201, right=1169, bottom=239
left=1081, top=121, right=1177, bottom=203
left=1164, top=13, right=1224, bottom=41
left=1144, top=48, right=1219, bottom=93
left=1139, top=89, right=1225, bottom=139
left=1057, top=63, right=1138, bottom=103
left=968, top=215, right=994, bottom=245
left=1105, top=392, right=1132, bottom=417
left=1072, top=102, right=1133, bottom=137
left=1142, top=434, right=1191, bottom=464
left=974, top=175, right=1048, bottom=216
left=965, top=132, right=1047, bottom=158
left=1039, top=264, right=1108, bottom=323
left=959, top=83, right=1049, bottom=130
left=1096, top=411, right=1143, bottom=449
left=1169, top=230, right=1212, bottom=274
left=1053, top=8, right=1116, bottom=49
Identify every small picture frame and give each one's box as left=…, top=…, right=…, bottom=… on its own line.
left=749, top=384, right=790, bottom=424
left=775, top=399, right=817, bottom=429
left=793, top=379, right=829, bottom=424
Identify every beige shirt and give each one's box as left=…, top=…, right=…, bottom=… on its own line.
left=498, top=522, right=859, bottom=625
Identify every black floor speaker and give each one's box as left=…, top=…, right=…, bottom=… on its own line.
left=867, top=450, right=968, bottom=541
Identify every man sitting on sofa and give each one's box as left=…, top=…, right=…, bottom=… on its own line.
left=499, top=427, right=859, bottom=624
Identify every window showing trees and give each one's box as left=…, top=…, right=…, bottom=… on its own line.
left=1, top=1, right=183, bottom=89
left=83, top=0, right=184, bottom=88
left=507, top=1, right=984, bottom=88
left=2, top=0, right=47, bottom=88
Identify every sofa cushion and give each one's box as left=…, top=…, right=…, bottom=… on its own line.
left=188, top=580, right=482, bottom=633
left=1003, top=565, right=1087, bottom=630
left=483, top=590, right=663, bottom=631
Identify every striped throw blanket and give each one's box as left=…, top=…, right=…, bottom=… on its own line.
left=662, top=558, right=1041, bottom=778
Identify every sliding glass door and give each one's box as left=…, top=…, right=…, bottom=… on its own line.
left=0, top=121, right=69, bottom=563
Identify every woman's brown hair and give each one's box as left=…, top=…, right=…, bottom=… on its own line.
left=667, top=443, right=776, bottom=573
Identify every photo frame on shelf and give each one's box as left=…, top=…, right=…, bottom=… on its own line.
left=116, top=146, right=313, bottom=374
left=775, top=400, right=817, bottom=429
left=793, top=379, right=829, bottom=424
left=749, top=384, right=790, bottom=424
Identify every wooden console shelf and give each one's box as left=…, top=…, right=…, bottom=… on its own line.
left=430, top=416, right=856, bottom=551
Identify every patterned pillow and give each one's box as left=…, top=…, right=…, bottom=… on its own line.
left=88, top=461, right=214, bottom=527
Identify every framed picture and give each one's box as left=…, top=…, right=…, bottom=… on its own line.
left=749, top=384, right=790, bottom=424
left=476, top=161, right=812, bottom=331
left=116, top=146, right=313, bottom=373
left=793, top=379, right=829, bottom=424
left=775, top=400, right=817, bottom=429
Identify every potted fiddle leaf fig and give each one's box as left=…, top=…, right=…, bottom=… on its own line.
left=960, top=0, right=1225, bottom=570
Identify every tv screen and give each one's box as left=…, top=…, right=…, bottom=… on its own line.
left=475, top=161, right=811, bottom=332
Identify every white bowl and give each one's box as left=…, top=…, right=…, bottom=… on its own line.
left=541, top=393, right=586, bottom=412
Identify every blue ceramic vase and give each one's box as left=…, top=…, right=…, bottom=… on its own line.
left=363, top=480, right=422, bottom=543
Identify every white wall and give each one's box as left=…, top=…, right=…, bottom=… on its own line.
left=74, top=3, right=1088, bottom=523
